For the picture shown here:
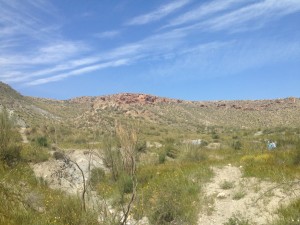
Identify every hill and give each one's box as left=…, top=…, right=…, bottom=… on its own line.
left=1, top=82, right=300, bottom=132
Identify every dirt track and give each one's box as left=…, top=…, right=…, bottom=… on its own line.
left=198, top=165, right=300, bottom=225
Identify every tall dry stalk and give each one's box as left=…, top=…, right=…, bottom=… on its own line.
left=115, top=122, right=138, bottom=176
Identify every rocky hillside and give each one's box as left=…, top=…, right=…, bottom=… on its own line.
left=0, top=82, right=299, bottom=130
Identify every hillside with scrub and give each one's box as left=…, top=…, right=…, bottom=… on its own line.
left=1, top=82, right=300, bottom=224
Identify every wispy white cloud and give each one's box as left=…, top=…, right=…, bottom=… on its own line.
left=25, top=40, right=230, bottom=86
left=149, top=40, right=300, bottom=80
left=0, top=41, right=88, bottom=66
left=0, top=0, right=93, bottom=84
left=0, top=0, right=60, bottom=42
left=94, top=30, right=121, bottom=39
left=26, top=59, right=131, bottom=85
left=164, top=0, right=248, bottom=28
left=126, top=0, right=190, bottom=25
left=1, top=28, right=189, bottom=84
left=161, top=0, right=300, bottom=34
left=203, top=0, right=300, bottom=31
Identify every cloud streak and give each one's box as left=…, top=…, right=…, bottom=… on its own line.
left=0, top=0, right=60, bottom=42
left=126, top=0, right=190, bottom=25
left=26, top=59, right=131, bottom=85
left=94, top=30, right=121, bottom=39
left=205, top=0, right=300, bottom=31
left=164, top=0, right=249, bottom=28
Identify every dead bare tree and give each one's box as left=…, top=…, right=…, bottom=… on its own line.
left=58, top=154, right=88, bottom=212
left=255, top=179, right=300, bottom=204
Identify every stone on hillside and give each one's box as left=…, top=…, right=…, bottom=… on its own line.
left=217, top=192, right=227, bottom=199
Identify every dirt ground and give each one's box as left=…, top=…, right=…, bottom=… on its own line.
left=198, top=165, right=300, bottom=225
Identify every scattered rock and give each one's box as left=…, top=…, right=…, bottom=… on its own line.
left=206, top=143, right=221, bottom=149
left=217, top=192, right=227, bottom=199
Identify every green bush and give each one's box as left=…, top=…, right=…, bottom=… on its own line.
left=136, top=140, right=147, bottom=152
left=164, top=145, right=178, bottom=159
left=180, top=144, right=207, bottom=162
left=232, top=140, right=242, bottom=150
left=0, top=109, right=13, bottom=147
left=21, top=145, right=49, bottom=163
left=158, top=151, right=166, bottom=164
left=220, top=180, right=235, bottom=190
left=292, top=141, right=300, bottom=165
left=90, top=167, right=106, bottom=187
left=232, top=190, right=246, bottom=200
left=141, top=166, right=199, bottom=224
left=0, top=108, right=20, bottom=166
left=1, top=144, right=22, bottom=166
left=53, top=151, right=65, bottom=160
left=118, top=173, right=133, bottom=194
left=200, top=140, right=208, bottom=147
left=36, top=136, right=48, bottom=147
left=224, top=215, right=250, bottom=225
left=272, top=199, right=300, bottom=225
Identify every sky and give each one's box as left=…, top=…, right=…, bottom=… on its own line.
left=0, top=0, right=300, bottom=101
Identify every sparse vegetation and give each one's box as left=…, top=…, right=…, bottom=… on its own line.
left=220, top=180, right=235, bottom=190
left=1, top=83, right=300, bottom=224
left=232, top=190, right=246, bottom=200
left=224, top=215, right=251, bottom=225
left=272, top=199, right=300, bottom=225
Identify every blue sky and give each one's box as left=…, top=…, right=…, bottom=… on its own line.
left=0, top=0, right=300, bottom=100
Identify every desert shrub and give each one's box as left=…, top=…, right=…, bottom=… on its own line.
left=36, top=136, right=48, bottom=147
left=57, top=193, right=99, bottom=224
left=0, top=108, right=21, bottom=166
left=272, top=198, right=300, bottom=225
left=211, top=131, right=220, bottom=140
left=164, top=145, right=178, bottom=159
left=200, top=140, right=208, bottom=147
left=232, top=190, right=246, bottom=200
left=158, top=151, right=166, bottom=164
left=136, top=140, right=147, bottom=152
left=0, top=108, right=13, bottom=149
left=180, top=144, right=207, bottom=162
left=292, top=141, right=300, bottom=165
left=53, top=151, right=65, bottom=160
left=220, top=180, right=235, bottom=190
left=164, top=137, right=175, bottom=145
left=118, top=173, right=133, bottom=194
left=224, top=215, right=250, bottom=225
left=74, top=137, right=87, bottom=145
left=241, top=152, right=299, bottom=181
left=241, top=154, right=275, bottom=165
left=89, top=167, right=106, bottom=187
left=21, top=145, right=49, bottom=163
left=232, top=140, right=242, bottom=150
left=141, top=166, right=199, bottom=224
left=102, top=137, right=122, bottom=181
left=1, top=144, right=22, bottom=166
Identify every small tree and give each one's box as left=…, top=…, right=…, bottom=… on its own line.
left=115, top=122, right=139, bottom=225
left=232, top=140, right=242, bottom=150
left=0, top=108, right=21, bottom=166
left=115, top=122, right=138, bottom=176
left=102, top=135, right=122, bottom=181
left=0, top=108, right=14, bottom=155
left=94, top=122, right=139, bottom=224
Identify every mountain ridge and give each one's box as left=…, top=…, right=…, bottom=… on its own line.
left=0, top=82, right=299, bottom=129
